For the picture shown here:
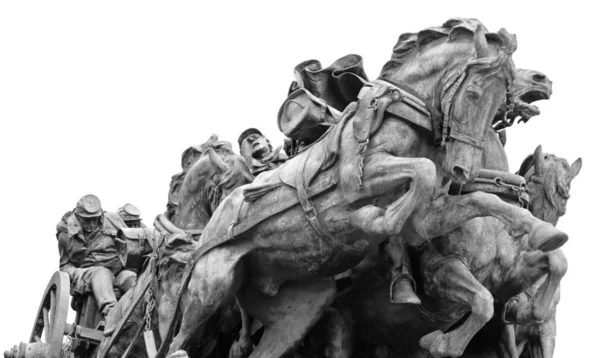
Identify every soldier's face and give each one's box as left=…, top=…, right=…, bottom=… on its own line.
left=246, top=134, right=270, bottom=159
left=79, top=216, right=100, bottom=233
left=126, top=220, right=141, bottom=228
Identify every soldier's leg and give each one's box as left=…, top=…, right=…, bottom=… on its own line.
left=82, top=267, right=118, bottom=316
left=385, top=237, right=420, bottom=305
left=115, top=269, right=137, bottom=294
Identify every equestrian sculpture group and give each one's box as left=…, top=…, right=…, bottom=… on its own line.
left=10, top=17, right=583, bottom=358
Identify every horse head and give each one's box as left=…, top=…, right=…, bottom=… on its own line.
left=519, top=145, right=582, bottom=226
left=173, top=143, right=253, bottom=231
left=379, top=18, right=517, bottom=183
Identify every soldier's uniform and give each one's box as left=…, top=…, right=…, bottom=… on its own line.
left=57, top=195, right=136, bottom=317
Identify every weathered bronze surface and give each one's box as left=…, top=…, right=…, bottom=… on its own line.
left=4, top=17, right=581, bottom=358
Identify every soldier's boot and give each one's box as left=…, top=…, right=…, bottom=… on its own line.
left=390, top=269, right=421, bottom=305
left=88, top=267, right=118, bottom=333
left=385, top=238, right=421, bottom=305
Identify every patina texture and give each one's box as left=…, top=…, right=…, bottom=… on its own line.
left=4, top=17, right=581, bottom=358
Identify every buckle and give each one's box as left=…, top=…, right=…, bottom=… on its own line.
left=305, top=207, right=317, bottom=219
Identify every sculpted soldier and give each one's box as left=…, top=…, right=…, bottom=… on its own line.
left=57, top=194, right=136, bottom=319
left=117, top=203, right=146, bottom=228
left=238, top=128, right=287, bottom=176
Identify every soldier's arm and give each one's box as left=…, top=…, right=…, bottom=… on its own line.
left=57, top=234, right=78, bottom=278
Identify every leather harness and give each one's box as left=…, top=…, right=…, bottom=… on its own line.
left=152, top=75, right=493, bottom=356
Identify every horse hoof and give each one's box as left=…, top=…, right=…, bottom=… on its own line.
left=167, top=350, right=190, bottom=358
left=419, top=330, right=444, bottom=352
left=529, top=222, right=568, bottom=252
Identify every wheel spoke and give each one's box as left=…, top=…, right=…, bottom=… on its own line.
left=49, top=289, right=56, bottom=327
left=42, top=306, right=50, bottom=341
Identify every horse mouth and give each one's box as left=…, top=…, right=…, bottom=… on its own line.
left=516, top=88, right=550, bottom=103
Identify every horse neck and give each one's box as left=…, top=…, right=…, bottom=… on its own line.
left=379, top=42, right=472, bottom=111
left=172, top=184, right=213, bottom=230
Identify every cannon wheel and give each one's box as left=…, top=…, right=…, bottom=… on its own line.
left=28, top=271, right=71, bottom=357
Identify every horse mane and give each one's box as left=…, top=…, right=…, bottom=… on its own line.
left=380, top=18, right=518, bottom=80
left=519, top=152, right=571, bottom=225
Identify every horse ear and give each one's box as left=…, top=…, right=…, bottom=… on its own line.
left=474, top=25, right=490, bottom=58
left=207, top=148, right=229, bottom=172
left=533, top=145, right=544, bottom=175
left=568, top=158, right=582, bottom=182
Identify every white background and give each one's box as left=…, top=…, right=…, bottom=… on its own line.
left=0, top=1, right=597, bottom=356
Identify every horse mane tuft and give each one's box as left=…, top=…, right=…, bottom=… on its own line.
left=381, top=18, right=517, bottom=78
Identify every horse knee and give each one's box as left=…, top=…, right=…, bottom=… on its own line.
left=472, top=290, right=494, bottom=322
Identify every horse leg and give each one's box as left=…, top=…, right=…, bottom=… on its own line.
left=318, top=304, right=354, bottom=358
left=404, top=191, right=567, bottom=251
left=166, top=245, right=247, bottom=355
left=238, top=277, right=337, bottom=358
left=347, top=155, right=437, bottom=236
left=420, top=258, right=493, bottom=358
left=228, top=299, right=253, bottom=358
left=505, top=249, right=566, bottom=325
left=495, top=324, right=519, bottom=358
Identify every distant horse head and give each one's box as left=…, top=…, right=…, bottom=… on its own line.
left=172, top=139, right=253, bottom=231
left=379, top=18, right=517, bottom=183
left=518, top=145, right=582, bottom=226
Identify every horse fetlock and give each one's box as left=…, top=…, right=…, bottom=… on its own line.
left=420, top=330, right=464, bottom=358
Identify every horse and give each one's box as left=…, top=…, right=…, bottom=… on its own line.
left=461, top=273, right=562, bottom=358
left=97, top=139, right=254, bottom=358
left=311, top=144, right=581, bottom=358
left=165, top=18, right=567, bottom=358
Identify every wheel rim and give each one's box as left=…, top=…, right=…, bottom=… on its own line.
left=28, top=271, right=70, bottom=357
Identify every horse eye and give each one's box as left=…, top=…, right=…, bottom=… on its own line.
left=466, top=90, right=480, bottom=103
left=557, top=185, right=570, bottom=198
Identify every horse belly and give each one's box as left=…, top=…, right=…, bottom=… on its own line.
left=247, top=203, right=376, bottom=279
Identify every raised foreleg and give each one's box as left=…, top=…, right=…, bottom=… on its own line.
left=504, top=249, right=566, bottom=325
left=403, top=191, right=567, bottom=251
left=346, top=154, right=437, bottom=236
left=166, top=245, right=248, bottom=356
left=420, top=258, right=494, bottom=358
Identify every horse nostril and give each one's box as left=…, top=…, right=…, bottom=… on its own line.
left=532, top=74, right=546, bottom=83
left=452, top=166, right=469, bottom=183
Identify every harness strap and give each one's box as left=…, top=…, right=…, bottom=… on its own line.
left=154, top=174, right=339, bottom=358
left=296, top=147, right=341, bottom=249
left=449, top=128, right=485, bottom=149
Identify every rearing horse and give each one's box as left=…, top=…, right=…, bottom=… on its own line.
left=97, top=139, right=253, bottom=358
left=166, top=19, right=567, bottom=358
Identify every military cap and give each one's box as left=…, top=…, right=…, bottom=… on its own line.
left=75, top=194, right=103, bottom=218
left=237, top=128, right=263, bottom=148
left=118, top=203, right=141, bottom=221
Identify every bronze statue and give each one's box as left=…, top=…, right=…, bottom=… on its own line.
left=160, top=19, right=567, bottom=358
left=57, top=195, right=137, bottom=320
left=238, top=128, right=288, bottom=176
left=4, top=17, right=581, bottom=358
left=97, top=138, right=254, bottom=358
left=117, top=203, right=146, bottom=228
left=313, top=146, right=580, bottom=358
